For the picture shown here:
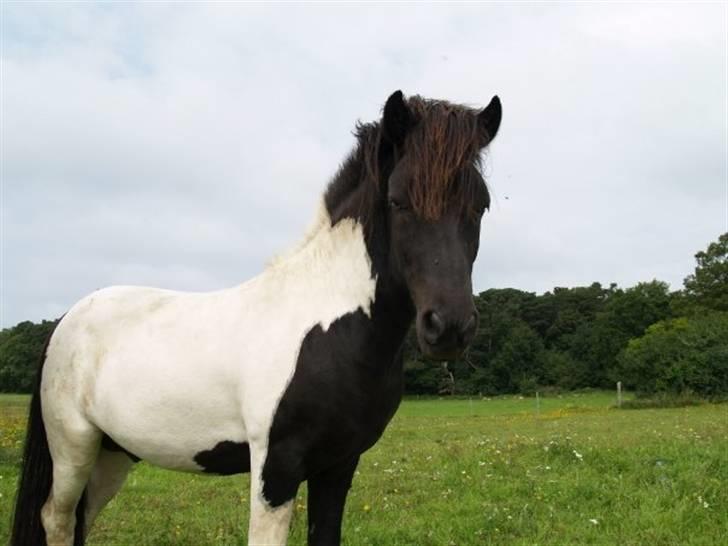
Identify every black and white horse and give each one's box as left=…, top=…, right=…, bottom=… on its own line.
left=11, top=90, right=502, bottom=546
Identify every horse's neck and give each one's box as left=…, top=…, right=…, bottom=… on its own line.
left=266, top=203, right=371, bottom=286
left=262, top=202, right=414, bottom=363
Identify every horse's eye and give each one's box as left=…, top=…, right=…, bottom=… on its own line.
left=472, top=202, right=488, bottom=217
left=389, top=198, right=408, bottom=211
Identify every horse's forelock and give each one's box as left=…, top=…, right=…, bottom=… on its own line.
left=353, top=97, right=487, bottom=221
left=404, top=96, right=487, bottom=220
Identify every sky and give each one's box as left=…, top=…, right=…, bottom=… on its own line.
left=1, top=2, right=726, bottom=328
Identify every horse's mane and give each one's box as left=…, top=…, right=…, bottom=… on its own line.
left=325, top=95, right=490, bottom=225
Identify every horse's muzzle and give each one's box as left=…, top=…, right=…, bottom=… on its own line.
left=417, top=308, right=478, bottom=360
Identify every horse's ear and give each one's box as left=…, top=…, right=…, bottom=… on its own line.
left=382, top=90, right=413, bottom=148
left=477, top=95, right=502, bottom=147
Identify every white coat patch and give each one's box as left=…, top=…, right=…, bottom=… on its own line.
left=41, top=202, right=376, bottom=474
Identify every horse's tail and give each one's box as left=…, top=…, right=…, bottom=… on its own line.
left=10, top=321, right=87, bottom=546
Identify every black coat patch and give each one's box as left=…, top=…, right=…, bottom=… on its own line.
left=262, top=286, right=413, bottom=508
left=193, top=441, right=251, bottom=475
left=101, top=434, right=142, bottom=463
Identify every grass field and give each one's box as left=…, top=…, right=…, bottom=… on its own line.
left=1, top=392, right=726, bottom=545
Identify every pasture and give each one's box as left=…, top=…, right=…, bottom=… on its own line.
left=1, top=392, right=725, bottom=545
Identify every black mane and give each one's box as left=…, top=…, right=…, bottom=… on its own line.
left=323, top=96, right=491, bottom=232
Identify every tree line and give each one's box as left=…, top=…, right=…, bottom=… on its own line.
left=404, top=233, right=727, bottom=397
left=2, top=234, right=726, bottom=397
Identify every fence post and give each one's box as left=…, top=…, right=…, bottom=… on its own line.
left=617, top=381, right=622, bottom=408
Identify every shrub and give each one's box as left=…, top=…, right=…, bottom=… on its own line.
left=616, top=312, right=728, bottom=396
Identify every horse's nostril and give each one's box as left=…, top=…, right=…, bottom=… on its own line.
left=423, top=310, right=445, bottom=344
left=460, top=312, right=478, bottom=342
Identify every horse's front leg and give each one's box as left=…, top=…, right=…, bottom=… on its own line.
left=248, top=443, right=298, bottom=546
left=306, top=456, right=360, bottom=546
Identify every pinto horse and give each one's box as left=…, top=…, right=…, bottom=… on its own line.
left=11, top=90, right=502, bottom=546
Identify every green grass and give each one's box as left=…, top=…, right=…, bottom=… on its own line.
left=1, top=392, right=726, bottom=545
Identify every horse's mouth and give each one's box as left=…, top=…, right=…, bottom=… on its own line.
left=418, top=342, right=466, bottom=362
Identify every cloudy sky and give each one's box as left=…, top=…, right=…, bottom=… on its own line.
left=1, top=3, right=726, bottom=328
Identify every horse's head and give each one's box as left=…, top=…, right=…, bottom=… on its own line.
left=381, top=91, right=502, bottom=360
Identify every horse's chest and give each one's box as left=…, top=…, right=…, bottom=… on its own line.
left=270, top=338, right=403, bottom=462
left=260, top=310, right=405, bottom=505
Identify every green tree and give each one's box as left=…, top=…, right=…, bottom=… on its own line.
left=541, top=349, right=587, bottom=390
left=474, top=288, right=538, bottom=358
left=680, top=233, right=728, bottom=313
left=404, top=358, right=452, bottom=394
left=482, top=321, right=546, bottom=394
left=0, top=319, right=59, bottom=392
left=569, top=280, right=673, bottom=387
left=616, top=312, right=728, bottom=396
left=542, top=283, right=609, bottom=351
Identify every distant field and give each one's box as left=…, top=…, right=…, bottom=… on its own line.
left=1, top=392, right=726, bottom=545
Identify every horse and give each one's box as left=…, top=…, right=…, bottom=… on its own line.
left=10, top=90, right=502, bottom=546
